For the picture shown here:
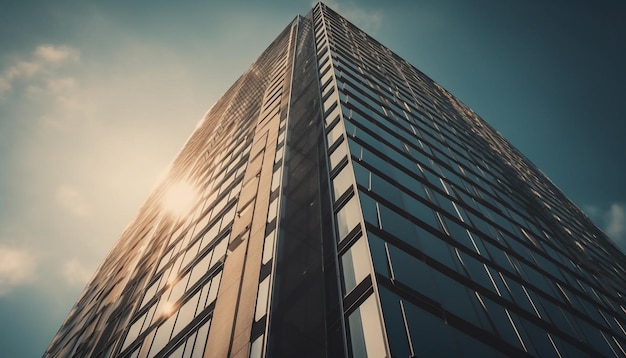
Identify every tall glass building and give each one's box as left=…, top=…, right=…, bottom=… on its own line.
left=45, top=3, right=626, bottom=357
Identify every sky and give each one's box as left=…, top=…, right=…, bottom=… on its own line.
left=0, top=0, right=624, bottom=356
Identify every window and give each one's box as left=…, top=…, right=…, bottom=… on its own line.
left=327, top=120, right=345, bottom=146
left=347, top=295, right=387, bottom=357
left=329, top=142, right=348, bottom=170
left=336, top=196, right=361, bottom=240
left=250, top=335, right=264, bottom=358
left=262, top=230, right=276, bottom=265
left=341, top=238, right=371, bottom=294
left=332, top=165, right=353, bottom=200
left=255, top=276, right=271, bottom=321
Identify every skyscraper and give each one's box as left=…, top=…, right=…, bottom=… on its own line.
left=45, top=2, right=626, bottom=357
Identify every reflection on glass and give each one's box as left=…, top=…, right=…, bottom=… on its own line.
left=158, top=300, right=177, bottom=319
left=255, top=276, right=271, bottom=321
left=267, top=198, right=279, bottom=223
left=348, top=295, right=387, bottom=357
left=329, top=143, right=347, bottom=170
left=171, top=290, right=200, bottom=337
left=190, top=319, right=211, bottom=358
left=336, top=196, right=361, bottom=240
left=122, top=317, right=144, bottom=350
left=341, top=238, right=370, bottom=294
left=327, top=121, right=345, bottom=146
left=150, top=312, right=177, bottom=356
left=271, top=167, right=282, bottom=192
left=332, top=165, right=353, bottom=200
left=250, top=335, right=264, bottom=358
left=323, top=93, right=337, bottom=113
left=325, top=105, right=341, bottom=127
left=206, top=272, right=222, bottom=305
left=210, top=239, right=228, bottom=267
left=262, top=230, right=276, bottom=265
left=162, top=180, right=200, bottom=218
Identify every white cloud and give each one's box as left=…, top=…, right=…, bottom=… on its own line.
left=34, top=45, right=80, bottom=63
left=0, top=245, right=37, bottom=295
left=61, top=258, right=93, bottom=286
left=321, top=0, right=383, bottom=34
left=605, top=203, right=626, bottom=242
left=585, top=203, right=626, bottom=248
left=0, top=44, right=80, bottom=97
left=56, top=185, right=90, bottom=218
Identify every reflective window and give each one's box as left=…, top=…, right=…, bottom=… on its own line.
left=341, top=238, right=371, bottom=294
left=187, top=252, right=211, bottom=290
left=325, top=105, right=341, bottom=127
left=149, top=310, right=177, bottom=356
left=336, top=196, right=361, bottom=240
left=267, top=198, right=279, bottom=223
left=373, top=287, right=411, bottom=356
left=403, top=301, right=459, bottom=357
left=262, top=230, right=276, bottom=265
left=205, top=272, right=222, bottom=307
left=323, top=93, right=337, bottom=112
left=377, top=204, right=415, bottom=244
left=329, top=143, right=348, bottom=170
left=387, top=244, right=438, bottom=301
left=327, top=120, right=345, bottom=146
left=250, top=335, right=264, bottom=358
left=332, top=165, right=353, bottom=200
left=255, top=276, right=271, bottom=321
left=209, top=239, right=227, bottom=267
left=347, top=295, right=387, bottom=358
left=271, top=167, right=282, bottom=192
left=171, top=290, right=201, bottom=338
left=480, top=296, right=527, bottom=350
left=166, top=317, right=211, bottom=358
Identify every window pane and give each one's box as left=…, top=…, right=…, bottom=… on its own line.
left=341, top=238, right=371, bottom=294
left=332, top=165, right=353, bottom=200
left=336, top=196, right=361, bottom=240
left=348, top=295, right=387, bottom=358
left=255, top=276, right=271, bottom=321
left=404, top=301, right=459, bottom=357
left=327, top=120, right=345, bottom=146
left=262, top=230, right=276, bottom=265
left=250, top=335, right=264, bottom=358
left=190, top=318, right=211, bottom=358
left=329, top=143, right=347, bottom=170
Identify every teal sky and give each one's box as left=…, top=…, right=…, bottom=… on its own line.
left=1, top=1, right=624, bottom=356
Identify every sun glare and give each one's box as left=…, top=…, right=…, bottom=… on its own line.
left=162, top=180, right=198, bottom=218
left=158, top=300, right=177, bottom=318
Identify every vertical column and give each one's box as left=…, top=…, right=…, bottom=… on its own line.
left=264, top=13, right=330, bottom=357
left=203, top=22, right=295, bottom=358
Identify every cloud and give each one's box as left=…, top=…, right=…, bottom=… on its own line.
left=321, top=0, right=383, bottom=34
left=56, top=185, right=90, bottom=218
left=585, top=203, right=626, bottom=249
left=605, top=203, right=626, bottom=242
left=0, top=246, right=37, bottom=295
left=61, top=258, right=93, bottom=286
left=0, top=44, right=80, bottom=97
left=583, top=205, right=601, bottom=218
left=46, top=77, right=77, bottom=93
left=34, top=45, right=80, bottom=63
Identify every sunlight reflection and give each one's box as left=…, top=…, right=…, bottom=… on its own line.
left=162, top=180, right=198, bottom=218
left=158, top=300, right=177, bottom=318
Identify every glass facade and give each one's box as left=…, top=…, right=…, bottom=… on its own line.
left=45, top=3, right=626, bottom=357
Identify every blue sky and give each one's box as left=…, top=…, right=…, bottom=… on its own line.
left=0, top=0, right=624, bottom=356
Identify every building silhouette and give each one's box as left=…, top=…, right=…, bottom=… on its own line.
left=45, top=3, right=626, bottom=357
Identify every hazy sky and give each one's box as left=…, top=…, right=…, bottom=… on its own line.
left=1, top=0, right=624, bottom=356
